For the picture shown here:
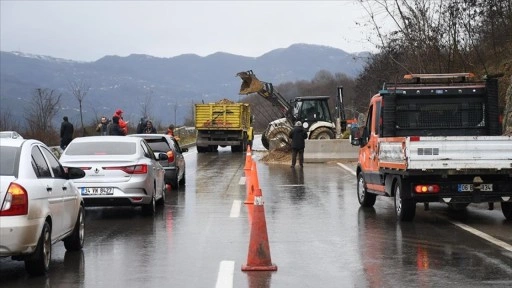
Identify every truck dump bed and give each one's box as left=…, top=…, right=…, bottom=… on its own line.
left=195, top=103, right=251, bottom=130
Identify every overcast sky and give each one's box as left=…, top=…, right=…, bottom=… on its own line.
left=0, top=1, right=391, bottom=62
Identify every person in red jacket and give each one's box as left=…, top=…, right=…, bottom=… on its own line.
left=113, top=109, right=128, bottom=135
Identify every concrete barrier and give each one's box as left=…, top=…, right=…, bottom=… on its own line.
left=303, top=139, right=359, bottom=162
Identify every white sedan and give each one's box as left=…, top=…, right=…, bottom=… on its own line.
left=59, top=136, right=167, bottom=215
left=0, top=138, right=86, bottom=276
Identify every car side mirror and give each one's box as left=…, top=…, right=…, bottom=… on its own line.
left=350, top=126, right=361, bottom=146
left=67, top=167, right=85, bottom=179
left=156, top=152, right=168, bottom=161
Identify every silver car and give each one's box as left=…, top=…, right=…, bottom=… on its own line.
left=59, top=136, right=167, bottom=215
left=128, top=134, right=187, bottom=189
left=0, top=138, right=85, bottom=276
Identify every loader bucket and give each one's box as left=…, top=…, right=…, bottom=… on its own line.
left=236, top=71, right=265, bottom=95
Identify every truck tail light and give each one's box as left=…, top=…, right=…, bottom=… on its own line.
left=415, top=184, right=440, bottom=193
left=410, top=136, right=420, bottom=141
left=0, top=183, right=29, bottom=216
left=166, top=151, right=175, bottom=163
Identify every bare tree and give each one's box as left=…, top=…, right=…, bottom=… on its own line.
left=0, top=108, right=22, bottom=132
left=69, top=80, right=90, bottom=136
left=25, top=88, right=61, bottom=144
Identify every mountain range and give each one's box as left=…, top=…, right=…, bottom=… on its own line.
left=0, top=43, right=369, bottom=127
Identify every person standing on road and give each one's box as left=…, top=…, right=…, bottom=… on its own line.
left=143, top=120, right=157, bottom=134
left=95, top=116, right=110, bottom=136
left=167, top=124, right=180, bottom=141
left=289, top=121, right=308, bottom=168
left=108, top=116, right=126, bottom=136
left=60, top=116, right=74, bottom=150
left=113, top=109, right=128, bottom=135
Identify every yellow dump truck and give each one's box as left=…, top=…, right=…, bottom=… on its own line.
left=194, top=101, right=253, bottom=153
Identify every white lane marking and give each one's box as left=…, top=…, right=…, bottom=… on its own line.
left=230, top=200, right=241, bottom=218
left=449, top=221, right=512, bottom=253
left=215, top=260, right=234, bottom=288
left=337, top=162, right=356, bottom=176
left=336, top=161, right=512, bottom=253
left=279, top=184, right=305, bottom=187
left=239, top=176, right=246, bottom=185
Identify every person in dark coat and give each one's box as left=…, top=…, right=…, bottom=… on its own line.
left=143, top=120, right=157, bottom=134
left=108, top=116, right=126, bottom=136
left=288, top=121, right=308, bottom=168
left=60, top=116, right=74, bottom=150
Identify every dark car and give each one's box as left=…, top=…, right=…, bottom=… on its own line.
left=128, top=134, right=188, bottom=189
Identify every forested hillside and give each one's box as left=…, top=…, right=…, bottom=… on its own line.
left=354, top=0, right=512, bottom=134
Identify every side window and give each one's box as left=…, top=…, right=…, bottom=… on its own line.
left=41, top=146, right=66, bottom=178
left=140, top=141, right=154, bottom=159
left=375, top=100, right=382, bottom=136
left=367, top=105, right=374, bottom=135
left=31, top=146, right=51, bottom=178
left=170, top=139, right=181, bottom=153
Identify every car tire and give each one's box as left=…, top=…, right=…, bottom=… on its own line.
left=157, top=184, right=166, bottom=206
left=394, top=178, right=416, bottom=222
left=25, top=221, right=51, bottom=276
left=357, top=173, right=376, bottom=207
left=179, top=171, right=186, bottom=186
left=142, top=194, right=156, bottom=216
left=502, top=202, right=512, bottom=220
left=171, top=171, right=179, bottom=190
left=64, top=205, right=85, bottom=251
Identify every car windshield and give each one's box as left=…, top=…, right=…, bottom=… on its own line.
left=145, top=140, right=171, bottom=153
left=0, top=146, right=19, bottom=176
left=64, top=142, right=137, bottom=155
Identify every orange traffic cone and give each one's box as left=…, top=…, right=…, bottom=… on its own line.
left=244, top=145, right=252, bottom=171
left=242, top=188, right=277, bottom=271
left=244, top=161, right=260, bottom=204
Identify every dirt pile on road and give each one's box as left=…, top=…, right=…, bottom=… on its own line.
left=260, top=147, right=292, bottom=163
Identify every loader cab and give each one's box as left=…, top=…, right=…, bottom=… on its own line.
left=292, top=96, right=333, bottom=126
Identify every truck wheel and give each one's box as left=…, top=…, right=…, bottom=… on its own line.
left=357, top=173, right=376, bottom=207
left=394, top=179, right=416, bottom=221
left=197, top=146, right=207, bottom=153
left=310, top=127, right=335, bottom=139
left=502, top=202, right=512, bottom=220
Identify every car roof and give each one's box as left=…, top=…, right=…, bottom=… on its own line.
left=128, top=134, right=174, bottom=140
left=70, top=136, right=143, bottom=143
left=0, top=138, right=40, bottom=148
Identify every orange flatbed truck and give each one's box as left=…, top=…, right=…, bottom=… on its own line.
left=351, top=73, right=512, bottom=221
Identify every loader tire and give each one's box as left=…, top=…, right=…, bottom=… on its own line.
left=309, top=127, right=334, bottom=139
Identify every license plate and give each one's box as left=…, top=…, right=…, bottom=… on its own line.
left=457, top=184, right=493, bottom=192
left=81, top=187, right=113, bottom=195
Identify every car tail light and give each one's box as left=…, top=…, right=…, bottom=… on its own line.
left=415, top=184, right=440, bottom=193
left=103, top=164, right=148, bottom=174
left=166, top=151, right=175, bottom=163
left=0, top=183, right=28, bottom=216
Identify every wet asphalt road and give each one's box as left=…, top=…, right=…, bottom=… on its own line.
left=1, top=137, right=512, bottom=287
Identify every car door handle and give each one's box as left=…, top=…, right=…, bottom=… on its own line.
left=46, top=187, right=52, bottom=192
left=62, top=186, right=67, bottom=191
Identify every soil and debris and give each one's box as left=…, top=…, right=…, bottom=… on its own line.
left=260, top=147, right=292, bottom=163
left=216, top=99, right=235, bottom=104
